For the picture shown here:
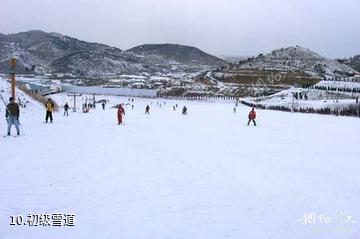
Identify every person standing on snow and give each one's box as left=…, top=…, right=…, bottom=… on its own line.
left=117, top=104, right=125, bottom=125
left=145, top=105, right=150, bottom=114
left=45, top=99, right=55, bottom=123
left=247, top=108, right=257, bottom=126
left=182, top=106, right=187, bottom=115
left=5, top=97, right=20, bottom=136
left=102, top=102, right=106, bottom=110
left=64, top=102, right=70, bottom=116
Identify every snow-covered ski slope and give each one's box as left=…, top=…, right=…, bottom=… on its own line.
left=1, top=80, right=360, bottom=239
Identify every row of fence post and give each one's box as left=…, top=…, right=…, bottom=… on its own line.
left=157, top=94, right=239, bottom=101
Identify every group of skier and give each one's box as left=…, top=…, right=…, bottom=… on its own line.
left=114, top=102, right=256, bottom=125
left=3, top=96, right=257, bottom=136
left=3, top=97, right=56, bottom=136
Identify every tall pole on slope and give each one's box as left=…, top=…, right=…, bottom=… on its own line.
left=67, top=93, right=82, bottom=112
left=74, top=94, right=76, bottom=112
left=10, top=58, right=16, bottom=100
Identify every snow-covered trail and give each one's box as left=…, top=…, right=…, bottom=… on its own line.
left=1, top=92, right=360, bottom=239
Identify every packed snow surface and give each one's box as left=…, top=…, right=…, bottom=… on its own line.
left=1, top=80, right=360, bottom=239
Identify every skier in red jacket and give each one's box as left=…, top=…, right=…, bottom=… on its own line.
left=117, top=104, right=125, bottom=125
left=247, top=108, right=256, bottom=126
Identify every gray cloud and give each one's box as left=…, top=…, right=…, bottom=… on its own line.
left=1, top=0, right=359, bottom=58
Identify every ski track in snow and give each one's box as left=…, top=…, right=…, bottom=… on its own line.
left=1, top=81, right=360, bottom=239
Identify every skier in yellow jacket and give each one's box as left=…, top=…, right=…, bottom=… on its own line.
left=45, top=99, right=55, bottom=123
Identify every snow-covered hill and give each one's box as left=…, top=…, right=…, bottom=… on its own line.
left=128, top=44, right=225, bottom=66
left=0, top=78, right=43, bottom=112
left=47, top=50, right=146, bottom=77
left=0, top=30, right=113, bottom=74
left=194, top=46, right=359, bottom=98
left=235, top=46, right=357, bottom=77
left=338, top=54, right=360, bottom=72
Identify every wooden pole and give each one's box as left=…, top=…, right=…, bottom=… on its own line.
left=10, top=58, right=16, bottom=99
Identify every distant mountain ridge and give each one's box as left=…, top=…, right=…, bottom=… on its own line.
left=337, top=55, right=360, bottom=72
left=0, top=30, right=224, bottom=77
left=0, top=30, right=123, bottom=75
left=1, top=30, right=358, bottom=99
left=127, top=44, right=225, bottom=66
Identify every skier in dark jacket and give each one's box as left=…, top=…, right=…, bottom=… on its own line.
left=247, top=108, right=256, bottom=126
left=5, top=97, right=20, bottom=136
left=182, top=106, right=187, bottom=115
left=64, top=102, right=70, bottom=116
left=145, top=105, right=150, bottom=114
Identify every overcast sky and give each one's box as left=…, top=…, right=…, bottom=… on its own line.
left=1, top=0, right=359, bottom=58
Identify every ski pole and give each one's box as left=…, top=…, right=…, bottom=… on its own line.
left=18, top=120, right=25, bottom=136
